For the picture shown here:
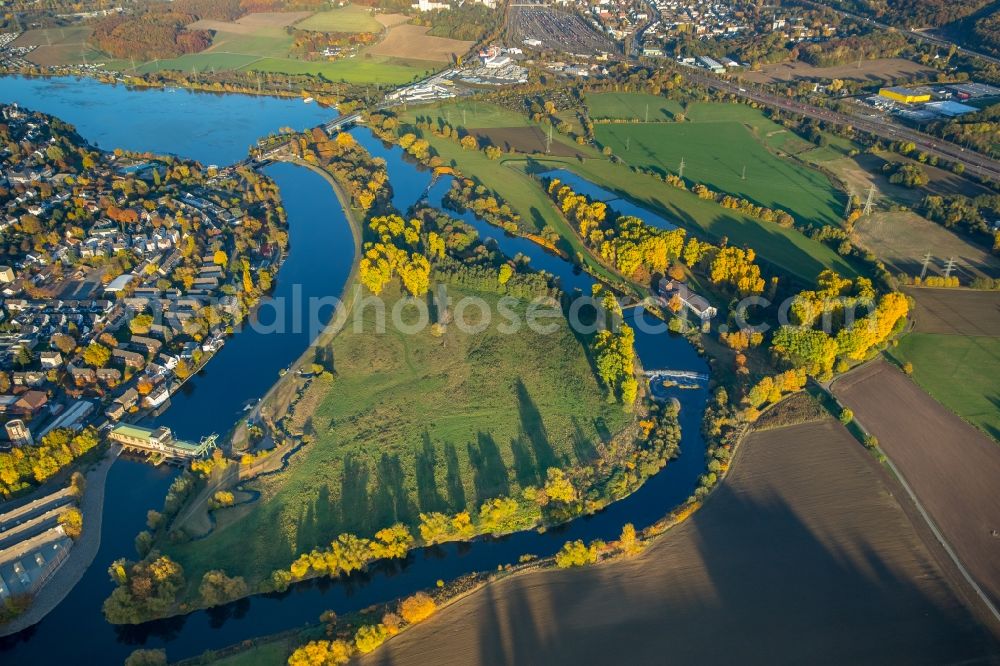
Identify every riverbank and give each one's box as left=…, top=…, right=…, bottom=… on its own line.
left=0, top=449, right=116, bottom=637
left=226, top=157, right=363, bottom=456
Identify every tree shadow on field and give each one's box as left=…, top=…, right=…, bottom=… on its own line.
left=467, top=432, right=509, bottom=503
left=443, top=442, right=466, bottom=511
left=339, top=454, right=371, bottom=533
left=415, top=432, right=446, bottom=513
left=372, top=453, right=416, bottom=529
left=297, top=484, right=334, bottom=551
left=510, top=435, right=538, bottom=487
left=515, top=379, right=558, bottom=476
left=571, top=416, right=597, bottom=463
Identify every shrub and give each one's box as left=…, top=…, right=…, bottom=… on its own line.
left=399, top=592, right=437, bottom=624
left=554, top=539, right=600, bottom=568
left=354, top=624, right=390, bottom=654
left=287, top=640, right=353, bottom=666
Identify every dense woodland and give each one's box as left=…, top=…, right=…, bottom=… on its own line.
left=412, top=3, right=498, bottom=42
left=816, top=0, right=992, bottom=28
left=90, top=10, right=211, bottom=60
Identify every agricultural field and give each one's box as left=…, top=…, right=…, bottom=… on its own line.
left=165, top=284, right=630, bottom=585
left=741, top=57, right=937, bottom=84
left=823, top=152, right=990, bottom=209
left=235, top=55, right=433, bottom=84
left=356, top=416, right=999, bottom=665
left=400, top=100, right=861, bottom=283
left=17, top=7, right=446, bottom=84
left=890, top=333, right=1000, bottom=438
left=834, top=360, right=1000, bottom=610
left=586, top=92, right=683, bottom=121
left=855, top=211, right=1000, bottom=280
left=905, top=287, right=1000, bottom=337
left=409, top=100, right=534, bottom=129
left=591, top=102, right=845, bottom=227
left=11, top=26, right=117, bottom=67
left=293, top=4, right=383, bottom=33
left=366, top=24, right=472, bottom=62
left=471, top=127, right=585, bottom=157
left=884, top=288, right=1000, bottom=439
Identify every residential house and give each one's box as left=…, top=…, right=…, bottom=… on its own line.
left=39, top=351, right=62, bottom=369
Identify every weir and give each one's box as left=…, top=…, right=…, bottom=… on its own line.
left=644, top=369, right=711, bottom=383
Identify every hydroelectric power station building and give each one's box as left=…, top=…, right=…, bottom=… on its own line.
left=108, top=424, right=215, bottom=462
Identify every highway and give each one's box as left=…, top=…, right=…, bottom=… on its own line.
left=683, top=70, right=1000, bottom=182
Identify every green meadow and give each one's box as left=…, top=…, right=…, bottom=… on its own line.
left=166, top=285, right=628, bottom=585
left=591, top=99, right=845, bottom=227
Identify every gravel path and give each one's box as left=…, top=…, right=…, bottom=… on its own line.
left=0, top=450, right=116, bottom=637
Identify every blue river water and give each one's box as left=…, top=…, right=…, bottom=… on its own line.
left=0, top=76, right=710, bottom=663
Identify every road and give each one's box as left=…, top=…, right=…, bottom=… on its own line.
left=683, top=70, right=1000, bottom=182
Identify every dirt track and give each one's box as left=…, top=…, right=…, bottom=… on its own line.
left=905, top=288, right=1000, bottom=336
left=834, top=359, right=1000, bottom=610
left=360, top=417, right=999, bottom=665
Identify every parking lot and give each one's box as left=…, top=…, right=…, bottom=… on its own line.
left=508, top=7, right=613, bottom=55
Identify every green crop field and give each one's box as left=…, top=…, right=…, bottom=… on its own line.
left=399, top=101, right=860, bottom=282
left=890, top=333, right=1000, bottom=441
left=239, top=55, right=432, bottom=83
left=295, top=4, right=383, bottom=33
left=593, top=113, right=845, bottom=227
left=206, top=30, right=295, bottom=59
left=586, top=92, right=683, bottom=121
left=166, top=285, right=629, bottom=585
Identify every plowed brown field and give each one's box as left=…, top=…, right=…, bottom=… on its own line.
left=905, top=287, right=1000, bottom=336
left=833, top=359, right=1000, bottom=609
left=359, top=416, right=999, bottom=666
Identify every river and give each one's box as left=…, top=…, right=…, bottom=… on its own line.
left=0, top=76, right=709, bottom=663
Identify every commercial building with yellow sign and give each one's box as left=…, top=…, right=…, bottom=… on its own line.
left=878, top=87, right=932, bottom=104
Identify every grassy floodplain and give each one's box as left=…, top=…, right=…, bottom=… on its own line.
left=399, top=100, right=859, bottom=282
left=165, top=284, right=630, bottom=585
left=589, top=95, right=844, bottom=227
